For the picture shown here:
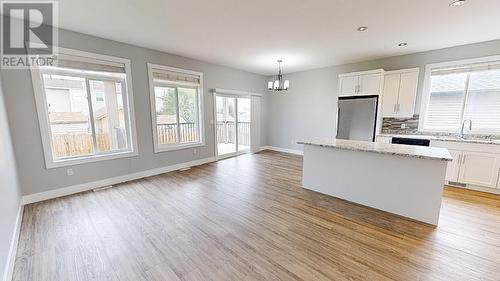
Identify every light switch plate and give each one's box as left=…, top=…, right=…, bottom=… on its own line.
left=67, top=168, right=74, bottom=176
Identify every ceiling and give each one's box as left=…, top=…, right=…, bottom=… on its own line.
left=27, top=0, right=500, bottom=74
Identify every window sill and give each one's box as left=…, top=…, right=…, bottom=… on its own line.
left=154, top=142, right=206, bottom=153
left=46, top=150, right=138, bottom=169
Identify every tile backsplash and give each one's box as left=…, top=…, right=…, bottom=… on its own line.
left=381, top=115, right=500, bottom=140
left=381, top=115, right=420, bottom=134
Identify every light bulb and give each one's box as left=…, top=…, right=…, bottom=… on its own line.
left=283, top=80, right=290, bottom=90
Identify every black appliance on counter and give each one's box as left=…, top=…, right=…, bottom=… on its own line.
left=391, top=137, right=430, bottom=147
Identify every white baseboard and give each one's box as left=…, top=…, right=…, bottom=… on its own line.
left=447, top=182, right=500, bottom=195
left=3, top=203, right=23, bottom=281
left=22, top=157, right=216, bottom=205
left=260, top=146, right=304, bottom=156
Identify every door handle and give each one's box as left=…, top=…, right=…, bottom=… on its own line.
left=393, top=104, right=397, bottom=113
left=462, top=154, right=467, bottom=164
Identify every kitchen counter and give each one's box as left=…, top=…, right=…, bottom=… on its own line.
left=300, top=138, right=450, bottom=225
left=298, top=138, right=452, bottom=161
left=377, top=133, right=500, bottom=145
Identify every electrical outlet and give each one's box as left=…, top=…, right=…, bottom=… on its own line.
left=401, top=123, right=406, bottom=129
left=66, top=168, right=74, bottom=176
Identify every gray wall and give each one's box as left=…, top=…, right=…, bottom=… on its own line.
left=267, top=39, right=500, bottom=151
left=0, top=27, right=268, bottom=196
left=0, top=78, right=22, bottom=281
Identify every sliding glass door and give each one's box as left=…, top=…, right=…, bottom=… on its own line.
left=215, top=95, right=251, bottom=158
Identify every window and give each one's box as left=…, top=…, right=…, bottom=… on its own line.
left=420, top=56, right=500, bottom=133
left=31, top=48, right=137, bottom=168
left=147, top=63, right=204, bottom=152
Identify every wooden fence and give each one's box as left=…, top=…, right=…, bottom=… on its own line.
left=52, top=133, right=109, bottom=158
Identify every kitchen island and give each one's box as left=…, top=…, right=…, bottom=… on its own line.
left=298, top=138, right=452, bottom=225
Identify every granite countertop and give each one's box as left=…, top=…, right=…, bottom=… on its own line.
left=378, top=133, right=500, bottom=145
left=298, top=138, right=453, bottom=161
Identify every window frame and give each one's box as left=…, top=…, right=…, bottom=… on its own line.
left=31, top=47, right=138, bottom=169
left=418, top=54, right=500, bottom=133
left=147, top=63, right=205, bottom=153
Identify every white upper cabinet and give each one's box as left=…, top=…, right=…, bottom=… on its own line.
left=339, top=75, right=358, bottom=97
left=458, top=151, right=499, bottom=188
left=359, top=74, right=382, bottom=95
left=338, top=69, right=384, bottom=97
left=381, top=68, right=419, bottom=118
left=381, top=73, right=400, bottom=117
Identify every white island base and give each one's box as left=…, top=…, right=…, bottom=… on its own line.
left=301, top=140, right=451, bottom=225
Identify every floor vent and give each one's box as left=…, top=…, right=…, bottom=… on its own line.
left=447, top=181, right=466, bottom=188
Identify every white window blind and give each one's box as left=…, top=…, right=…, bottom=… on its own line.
left=423, top=61, right=500, bottom=133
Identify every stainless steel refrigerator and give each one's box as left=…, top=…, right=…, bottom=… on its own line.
left=336, top=95, right=378, bottom=142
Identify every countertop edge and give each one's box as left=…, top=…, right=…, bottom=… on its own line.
left=298, top=141, right=453, bottom=162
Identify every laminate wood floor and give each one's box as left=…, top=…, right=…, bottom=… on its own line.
left=12, top=151, right=500, bottom=281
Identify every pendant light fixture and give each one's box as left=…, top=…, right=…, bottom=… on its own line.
left=268, top=60, right=290, bottom=91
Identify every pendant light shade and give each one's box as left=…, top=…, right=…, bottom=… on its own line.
left=268, top=60, right=290, bottom=91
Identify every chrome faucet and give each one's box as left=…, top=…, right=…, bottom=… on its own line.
left=460, top=119, right=472, bottom=139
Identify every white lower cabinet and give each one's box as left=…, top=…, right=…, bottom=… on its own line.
left=497, top=167, right=500, bottom=188
left=458, top=152, right=499, bottom=188
left=431, top=140, right=500, bottom=192
left=445, top=149, right=462, bottom=182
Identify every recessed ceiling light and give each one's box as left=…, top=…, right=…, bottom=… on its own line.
left=398, top=42, right=408, bottom=47
left=357, top=26, right=368, bottom=32
left=449, top=0, right=466, bottom=7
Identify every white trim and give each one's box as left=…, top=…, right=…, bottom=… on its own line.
left=384, top=67, right=420, bottom=75
left=423, top=54, right=500, bottom=71
left=21, top=156, right=216, bottom=205
left=338, top=69, right=385, bottom=78
left=30, top=47, right=138, bottom=169
left=260, top=146, right=304, bottom=156
left=154, top=142, right=206, bottom=153
left=419, top=54, right=500, bottom=132
left=446, top=182, right=500, bottom=195
left=45, top=150, right=139, bottom=169
left=213, top=88, right=263, bottom=97
left=147, top=63, right=205, bottom=154
left=3, top=204, right=23, bottom=281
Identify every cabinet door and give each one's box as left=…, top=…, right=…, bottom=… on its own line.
left=375, top=136, right=391, bottom=143
left=445, top=150, right=462, bottom=182
left=396, top=71, right=419, bottom=118
left=339, top=76, right=358, bottom=97
left=381, top=73, right=400, bottom=117
left=458, top=152, right=498, bottom=187
left=496, top=166, right=500, bottom=188
left=359, top=74, right=382, bottom=95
